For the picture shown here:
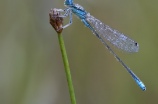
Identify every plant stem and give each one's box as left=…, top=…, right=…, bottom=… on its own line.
left=58, top=33, right=76, bottom=104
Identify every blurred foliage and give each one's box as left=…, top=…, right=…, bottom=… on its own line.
left=0, top=0, right=158, bottom=104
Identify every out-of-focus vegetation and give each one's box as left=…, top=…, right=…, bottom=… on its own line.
left=0, top=0, right=157, bottom=104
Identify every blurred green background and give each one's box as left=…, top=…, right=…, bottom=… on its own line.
left=0, top=0, right=157, bottom=104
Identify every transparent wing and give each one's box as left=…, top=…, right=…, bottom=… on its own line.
left=86, top=13, right=139, bottom=53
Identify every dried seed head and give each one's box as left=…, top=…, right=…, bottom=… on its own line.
left=49, top=8, right=63, bottom=33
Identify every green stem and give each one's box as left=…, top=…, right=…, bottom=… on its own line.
left=58, top=33, right=76, bottom=104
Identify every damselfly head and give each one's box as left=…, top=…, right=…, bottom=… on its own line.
left=65, top=0, right=73, bottom=5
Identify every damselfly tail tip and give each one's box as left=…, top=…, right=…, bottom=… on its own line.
left=137, top=80, right=146, bottom=91
left=141, top=85, right=146, bottom=91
